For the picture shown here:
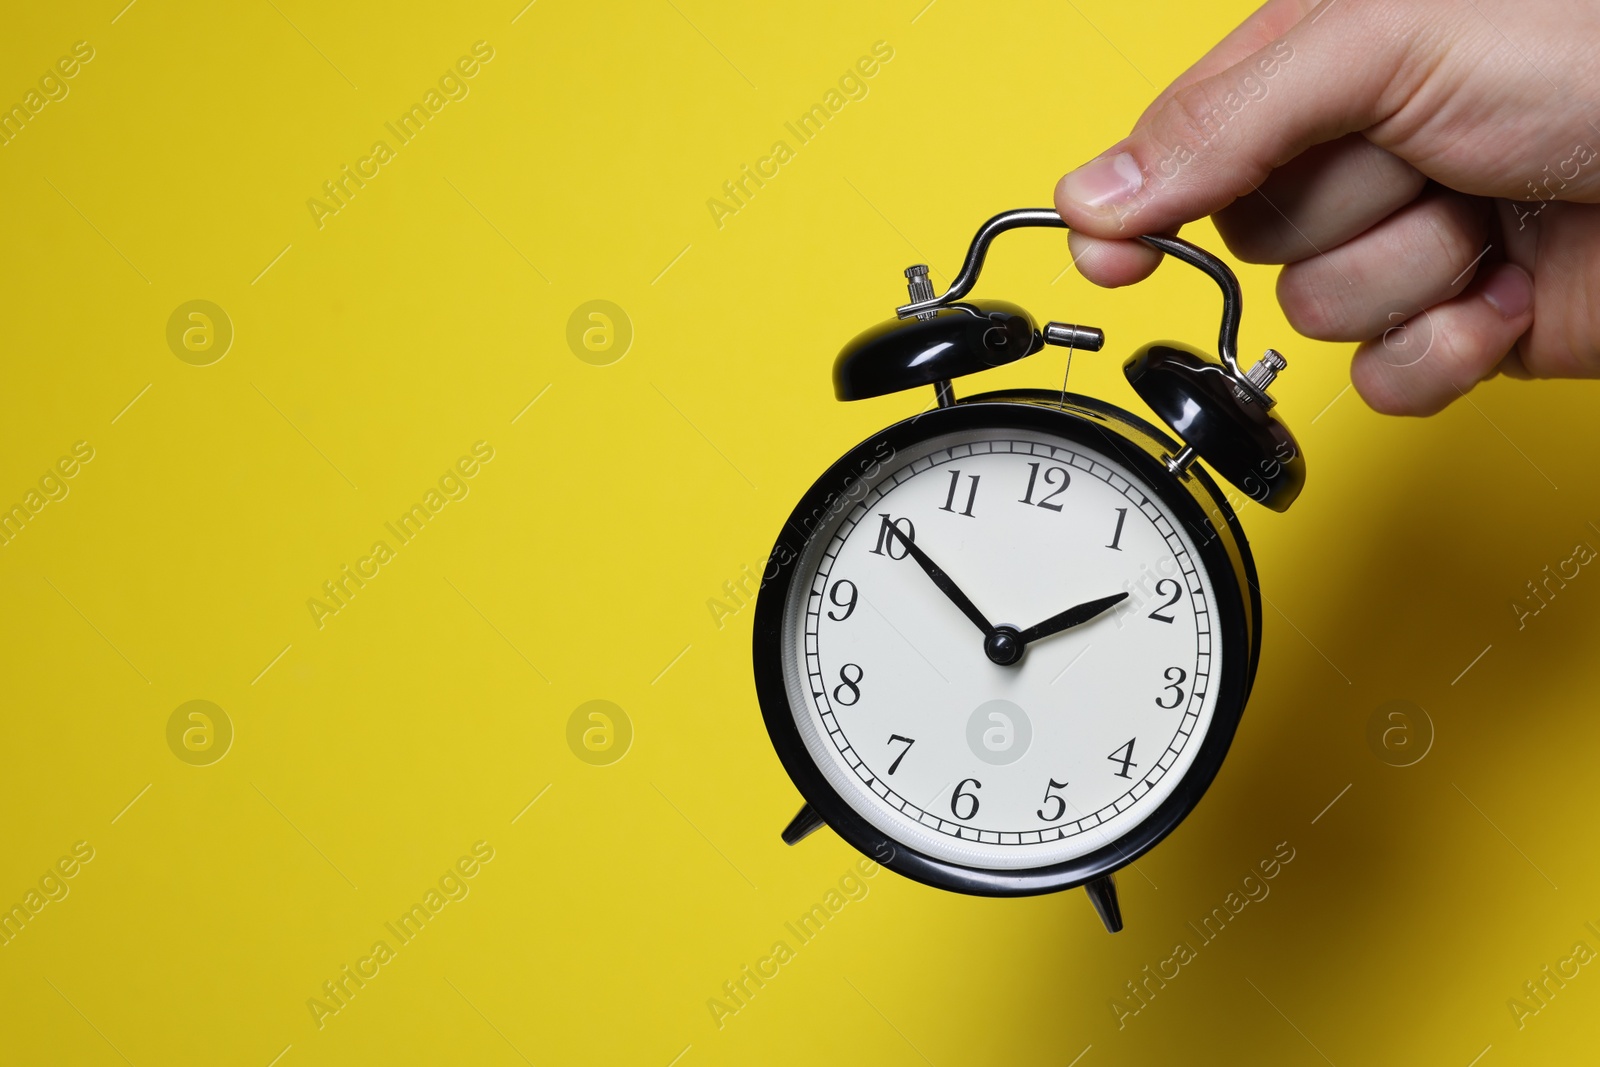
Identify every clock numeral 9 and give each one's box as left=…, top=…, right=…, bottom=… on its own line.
left=1019, top=462, right=1070, bottom=511
left=1036, top=778, right=1070, bottom=822
left=1148, top=579, right=1182, bottom=623
left=1156, top=666, right=1187, bottom=709
left=868, top=514, right=915, bottom=559
left=950, top=778, right=982, bottom=820
left=833, top=663, right=864, bottom=706
left=1108, top=738, right=1138, bottom=779
left=827, top=579, right=858, bottom=621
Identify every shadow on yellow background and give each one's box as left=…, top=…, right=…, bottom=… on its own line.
left=0, top=1, right=1596, bottom=1064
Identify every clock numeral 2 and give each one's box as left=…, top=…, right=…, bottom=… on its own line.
left=869, top=514, right=915, bottom=559
left=833, top=663, right=864, bottom=706
left=1036, top=778, right=1070, bottom=822
left=1108, top=738, right=1138, bottom=779
left=939, top=470, right=979, bottom=517
left=886, top=734, right=914, bottom=774
left=1019, top=462, right=1070, bottom=511
left=951, top=778, right=982, bottom=820
left=1148, top=578, right=1182, bottom=623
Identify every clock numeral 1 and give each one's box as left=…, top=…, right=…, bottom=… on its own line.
left=1108, top=738, right=1138, bottom=779
left=868, top=514, right=915, bottom=559
left=1036, top=778, right=1070, bottom=822
left=1107, top=507, right=1128, bottom=550
left=950, top=778, right=982, bottom=820
left=833, top=663, right=863, bottom=706
left=886, top=734, right=915, bottom=774
left=939, top=469, right=979, bottom=517
left=1019, top=462, right=1070, bottom=511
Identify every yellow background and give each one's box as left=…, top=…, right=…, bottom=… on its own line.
left=2, top=1, right=1597, bottom=1064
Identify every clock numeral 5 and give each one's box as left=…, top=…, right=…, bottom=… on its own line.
left=833, top=663, right=864, bottom=706
left=950, top=778, right=982, bottom=821
left=827, top=579, right=858, bottom=621
left=1036, top=778, right=1070, bottom=822
left=868, top=514, right=915, bottom=559
left=886, top=733, right=914, bottom=774
left=1019, top=462, right=1070, bottom=511
left=939, top=470, right=979, bottom=517
left=1108, top=738, right=1138, bottom=779
left=1156, top=666, right=1188, bottom=709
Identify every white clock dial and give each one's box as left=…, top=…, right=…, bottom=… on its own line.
left=781, top=426, right=1221, bottom=870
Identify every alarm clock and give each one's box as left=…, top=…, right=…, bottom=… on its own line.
left=751, top=208, right=1305, bottom=932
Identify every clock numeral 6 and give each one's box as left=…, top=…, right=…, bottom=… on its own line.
left=833, top=663, right=864, bottom=706
left=950, top=778, right=982, bottom=820
left=868, top=514, right=915, bottom=559
left=1036, top=778, right=1070, bottom=822
left=1108, top=738, right=1138, bottom=779
left=1019, top=462, right=1070, bottom=511
left=1155, top=666, right=1188, bottom=709
left=827, top=579, right=858, bottom=621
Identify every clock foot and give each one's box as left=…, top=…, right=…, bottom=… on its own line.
left=1085, top=874, right=1123, bottom=933
left=781, top=803, right=826, bottom=845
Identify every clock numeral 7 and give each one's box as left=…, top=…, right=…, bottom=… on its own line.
left=939, top=469, right=979, bottom=517
left=1019, top=462, right=1070, bottom=511
left=1036, top=778, right=1070, bottom=822
left=868, top=514, right=915, bottom=559
left=1108, top=738, right=1138, bottom=779
left=886, top=733, right=914, bottom=774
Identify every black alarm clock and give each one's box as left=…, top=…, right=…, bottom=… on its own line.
left=751, top=209, right=1305, bottom=932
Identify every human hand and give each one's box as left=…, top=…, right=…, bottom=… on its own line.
left=1052, top=0, right=1600, bottom=416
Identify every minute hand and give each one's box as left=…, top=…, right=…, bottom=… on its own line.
left=886, top=524, right=994, bottom=637
left=1016, top=592, right=1129, bottom=645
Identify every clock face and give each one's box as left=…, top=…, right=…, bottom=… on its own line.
left=779, top=423, right=1225, bottom=871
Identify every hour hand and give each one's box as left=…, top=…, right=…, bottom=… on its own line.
left=1017, top=592, right=1128, bottom=646
left=884, top=523, right=994, bottom=637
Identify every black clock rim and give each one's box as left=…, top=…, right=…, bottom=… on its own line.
left=751, top=394, right=1256, bottom=898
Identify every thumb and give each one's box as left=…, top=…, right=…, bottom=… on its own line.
left=1055, top=4, right=1409, bottom=238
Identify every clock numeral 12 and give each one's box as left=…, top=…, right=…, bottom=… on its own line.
left=1019, top=462, right=1070, bottom=511
left=939, top=470, right=979, bottom=517
left=1108, top=738, right=1138, bottom=779
left=869, top=514, right=915, bottom=559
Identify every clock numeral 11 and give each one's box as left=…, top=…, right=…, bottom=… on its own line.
left=939, top=470, right=979, bottom=517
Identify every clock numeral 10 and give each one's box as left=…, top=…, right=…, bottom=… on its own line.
left=939, top=470, right=979, bottom=517
left=1019, top=462, right=1071, bottom=511
left=869, top=514, right=915, bottom=558
left=1108, top=738, right=1138, bottom=779
left=1036, top=778, right=1070, bottom=822
left=950, top=778, right=982, bottom=820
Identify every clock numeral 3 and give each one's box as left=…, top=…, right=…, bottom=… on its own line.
left=833, top=663, right=864, bottom=706
left=1156, top=666, right=1188, bottom=709
left=1148, top=578, right=1182, bottom=623
left=827, top=579, right=858, bottom=621
left=950, top=778, right=982, bottom=820
left=886, top=733, right=915, bottom=774
left=1019, top=462, right=1070, bottom=511
left=1036, top=778, right=1070, bottom=822
left=868, top=514, right=915, bottom=559
left=1108, top=738, right=1138, bottom=779
left=939, top=469, right=979, bottom=517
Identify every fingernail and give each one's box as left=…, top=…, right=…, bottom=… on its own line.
left=1482, top=263, right=1533, bottom=319
left=1058, top=152, right=1143, bottom=210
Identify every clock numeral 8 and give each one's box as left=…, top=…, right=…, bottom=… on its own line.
left=950, top=778, right=982, bottom=820
left=833, top=663, right=864, bottom=706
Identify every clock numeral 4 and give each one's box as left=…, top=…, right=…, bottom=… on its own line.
left=950, top=778, right=982, bottom=821
left=868, top=514, right=915, bottom=559
left=1036, top=778, right=1070, bottom=822
left=886, top=734, right=914, bottom=774
left=1148, top=578, right=1182, bottom=623
left=1156, top=666, right=1188, bottom=709
left=833, top=663, right=864, bottom=706
left=827, top=579, right=858, bottom=621
left=1108, top=738, right=1138, bottom=779
left=1019, top=462, right=1070, bottom=511
left=939, top=469, right=979, bottom=517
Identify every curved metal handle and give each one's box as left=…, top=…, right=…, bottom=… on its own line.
left=896, top=208, right=1248, bottom=381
